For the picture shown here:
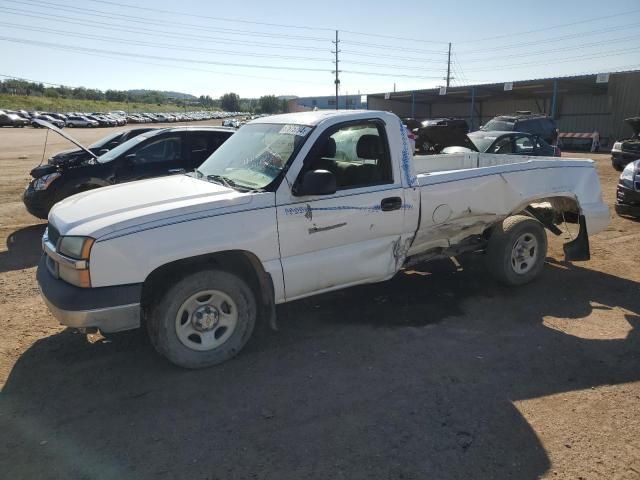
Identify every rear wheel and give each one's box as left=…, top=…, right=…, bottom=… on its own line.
left=68, top=123, right=74, bottom=128
left=147, top=270, right=257, bottom=369
left=486, top=215, right=547, bottom=286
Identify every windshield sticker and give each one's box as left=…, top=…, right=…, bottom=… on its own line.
left=279, top=124, right=312, bottom=137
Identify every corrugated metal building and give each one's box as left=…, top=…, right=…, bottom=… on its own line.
left=287, top=94, right=366, bottom=112
left=367, top=70, right=640, bottom=145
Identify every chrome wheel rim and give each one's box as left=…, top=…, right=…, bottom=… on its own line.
left=175, top=290, right=238, bottom=351
left=510, top=233, right=539, bottom=275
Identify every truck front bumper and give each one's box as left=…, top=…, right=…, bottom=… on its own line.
left=37, top=256, right=142, bottom=332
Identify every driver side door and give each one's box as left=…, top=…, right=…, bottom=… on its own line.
left=276, top=120, right=406, bottom=301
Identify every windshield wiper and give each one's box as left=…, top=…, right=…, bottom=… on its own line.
left=207, top=174, right=237, bottom=190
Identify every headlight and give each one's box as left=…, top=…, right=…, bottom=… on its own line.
left=33, top=172, right=61, bottom=191
left=55, top=236, right=95, bottom=288
left=611, top=141, right=623, bottom=153
left=58, top=236, right=95, bottom=260
left=620, top=161, right=637, bottom=188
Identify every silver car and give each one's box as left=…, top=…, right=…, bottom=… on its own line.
left=65, top=115, right=99, bottom=128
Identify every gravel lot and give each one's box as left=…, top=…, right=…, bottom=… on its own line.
left=1, top=124, right=639, bottom=479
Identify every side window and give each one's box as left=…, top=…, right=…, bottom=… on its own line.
left=306, top=122, right=393, bottom=189
left=514, top=135, right=534, bottom=154
left=491, top=137, right=513, bottom=154
left=132, top=136, right=181, bottom=164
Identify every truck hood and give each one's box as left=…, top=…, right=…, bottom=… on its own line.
left=49, top=174, right=257, bottom=239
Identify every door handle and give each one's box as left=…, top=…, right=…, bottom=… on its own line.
left=381, top=196, right=402, bottom=212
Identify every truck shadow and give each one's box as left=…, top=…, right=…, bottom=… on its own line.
left=0, top=224, right=46, bottom=273
left=1, top=258, right=639, bottom=479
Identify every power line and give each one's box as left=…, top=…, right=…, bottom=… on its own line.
left=339, top=29, right=449, bottom=45
left=0, top=21, right=331, bottom=63
left=460, top=33, right=640, bottom=64
left=456, top=22, right=639, bottom=54
left=1, top=8, right=330, bottom=52
left=463, top=47, right=637, bottom=72
left=72, top=0, right=451, bottom=45
left=0, top=37, right=331, bottom=72
left=82, top=0, right=335, bottom=32
left=2, top=0, right=330, bottom=42
left=340, top=40, right=448, bottom=56
left=0, top=36, right=442, bottom=80
left=340, top=50, right=444, bottom=63
left=456, top=7, right=640, bottom=43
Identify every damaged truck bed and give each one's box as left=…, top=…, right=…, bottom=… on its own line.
left=37, top=110, right=610, bottom=368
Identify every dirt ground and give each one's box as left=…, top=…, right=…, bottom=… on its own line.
left=0, top=124, right=639, bottom=480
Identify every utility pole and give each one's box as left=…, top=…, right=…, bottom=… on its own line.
left=446, top=42, right=452, bottom=88
left=332, top=30, right=340, bottom=110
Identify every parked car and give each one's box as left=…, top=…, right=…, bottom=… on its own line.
left=414, top=118, right=469, bottom=153
left=44, top=112, right=68, bottom=122
left=23, top=121, right=234, bottom=218
left=611, top=117, right=640, bottom=171
left=31, top=114, right=65, bottom=129
left=47, top=127, right=157, bottom=167
left=442, top=131, right=560, bottom=156
left=66, top=115, right=99, bottom=128
left=36, top=111, right=609, bottom=368
left=615, top=159, right=640, bottom=218
left=86, top=115, right=113, bottom=127
left=0, top=112, right=29, bottom=127
left=481, top=112, right=559, bottom=146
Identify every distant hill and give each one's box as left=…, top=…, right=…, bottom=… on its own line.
left=126, top=89, right=197, bottom=100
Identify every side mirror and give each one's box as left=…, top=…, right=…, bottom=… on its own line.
left=294, top=169, right=336, bottom=196
left=99, top=148, right=109, bottom=155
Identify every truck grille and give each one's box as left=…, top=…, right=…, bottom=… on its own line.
left=48, top=224, right=61, bottom=246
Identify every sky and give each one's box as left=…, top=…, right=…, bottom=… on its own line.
left=2, top=0, right=640, bottom=99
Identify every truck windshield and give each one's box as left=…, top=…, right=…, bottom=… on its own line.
left=196, top=123, right=312, bottom=190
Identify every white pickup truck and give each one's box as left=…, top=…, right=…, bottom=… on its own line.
left=37, top=110, right=610, bottom=368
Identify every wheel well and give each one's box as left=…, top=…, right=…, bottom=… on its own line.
left=520, top=196, right=581, bottom=231
left=140, top=251, right=275, bottom=327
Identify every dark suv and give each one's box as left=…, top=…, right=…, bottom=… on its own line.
left=23, top=126, right=234, bottom=218
left=413, top=118, right=469, bottom=153
left=611, top=117, right=640, bottom=171
left=481, top=113, right=559, bottom=146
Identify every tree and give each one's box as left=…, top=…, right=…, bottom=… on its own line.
left=220, top=92, right=240, bottom=112
left=259, top=95, right=281, bottom=114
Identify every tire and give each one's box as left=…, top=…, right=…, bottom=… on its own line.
left=612, top=161, right=623, bottom=172
left=486, top=215, right=548, bottom=286
left=147, top=270, right=257, bottom=369
left=68, top=123, right=74, bottom=128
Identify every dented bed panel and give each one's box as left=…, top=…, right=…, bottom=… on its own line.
left=409, top=158, right=609, bottom=256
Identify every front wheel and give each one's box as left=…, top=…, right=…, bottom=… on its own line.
left=486, top=215, right=548, bottom=286
left=147, top=270, right=257, bottom=368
